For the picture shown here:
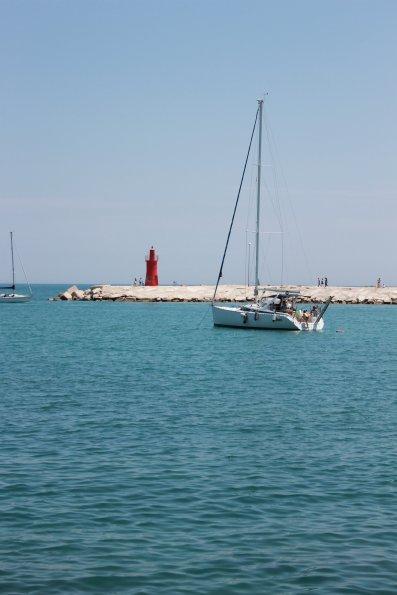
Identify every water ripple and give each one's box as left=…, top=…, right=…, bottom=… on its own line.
left=0, top=289, right=396, bottom=593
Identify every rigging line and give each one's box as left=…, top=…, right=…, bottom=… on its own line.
left=262, top=177, right=283, bottom=232
left=280, top=231, right=284, bottom=286
left=245, top=162, right=256, bottom=231
left=263, top=110, right=285, bottom=286
left=263, top=110, right=284, bottom=230
left=262, top=116, right=283, bottom=231
left=263, top=168, right=285, bottom=286
left=244, top=163, right=256, bottom=291
left=196, top=304, right=211, bottom=329
left=244, top=228, right=247, bottom=289
left=236, top=226, right=283, bottom=234
left=15, top=244, right=32, bottom=295
left=266, top=116, right=313, bottom=280
left=244, top=166, right=254, bottom=292
left=244, top=228, right=248, bottom=290
left=259, top=232, right=273, bottom=286
left=212, top=106, right=259, bottom=303
left=261, top=174, right=285, bottom=286
left=248, top=238, right=253, bottom=290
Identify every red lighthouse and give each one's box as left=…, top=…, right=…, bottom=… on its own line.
left=145, top=246, right=159, bottom=286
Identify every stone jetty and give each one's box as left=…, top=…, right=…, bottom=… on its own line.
left=53, top=284, right=397, bottom=304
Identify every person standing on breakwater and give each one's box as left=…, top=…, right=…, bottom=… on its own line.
left=376, top=277, right=381, bottom=288
left=317, top=277, right=321, bottom=287
left=325, top=277, right=328, bottom=287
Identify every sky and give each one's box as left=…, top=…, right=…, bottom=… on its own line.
left=0, top=0, right=396, bottom=285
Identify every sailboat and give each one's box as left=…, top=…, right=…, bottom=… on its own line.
left=0, top=232, right=32, bottom=303
left=212, top=98, right=331, bottom=331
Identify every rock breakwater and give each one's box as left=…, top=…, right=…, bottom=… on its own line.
left=52, top=285, right=397, bottom=304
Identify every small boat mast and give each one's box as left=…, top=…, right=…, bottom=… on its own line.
left=10, top=231, right=16, bottom=291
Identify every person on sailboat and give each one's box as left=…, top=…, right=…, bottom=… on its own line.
left=274, top=297, right=281, bottom=311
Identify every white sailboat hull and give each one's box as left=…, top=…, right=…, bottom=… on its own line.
left=212, top=305, right=324, bottom=331
left=0, top=294, right=31, bottom=303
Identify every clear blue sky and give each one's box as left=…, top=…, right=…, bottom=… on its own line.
left=1, top=0, right=396, bottom=285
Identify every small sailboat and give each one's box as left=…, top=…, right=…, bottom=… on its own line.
left=212, top=98, right=331, bottom=331
left=0, top=232, right=32, bottom=303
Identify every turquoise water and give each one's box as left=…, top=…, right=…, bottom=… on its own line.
left=1, top=285, right=396, bottom=594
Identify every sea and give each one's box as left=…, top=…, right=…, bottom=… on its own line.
left=1, top=284, right=396, bottom=594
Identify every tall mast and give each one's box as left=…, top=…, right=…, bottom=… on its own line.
left=10, top=231, right=15, bottom=290
left=254, top=98, right=263, bottom=297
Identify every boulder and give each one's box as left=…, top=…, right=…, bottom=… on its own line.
left=57, top=285, right=85, bottom=301
left=91, top=288, right=102, bottom=299
left=71, top=289, right=85, bottom=300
